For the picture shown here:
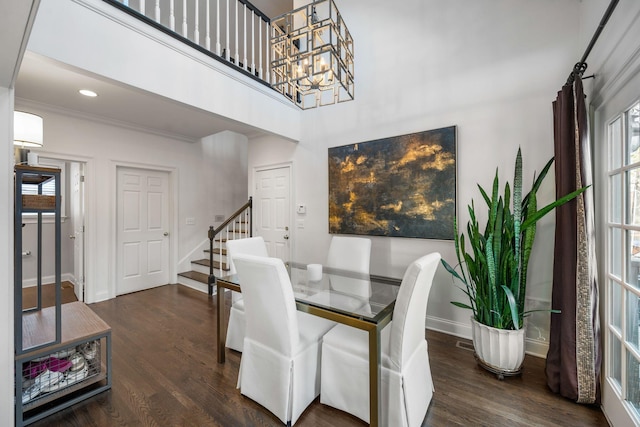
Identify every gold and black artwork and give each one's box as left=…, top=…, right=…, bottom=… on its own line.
left=328, top=126, right=456, bottom=239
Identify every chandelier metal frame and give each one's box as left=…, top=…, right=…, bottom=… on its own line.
left=270, top=0, right=354, bottom=110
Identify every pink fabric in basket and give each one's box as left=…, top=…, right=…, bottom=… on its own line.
left=26, top=357, right=73, bottom=379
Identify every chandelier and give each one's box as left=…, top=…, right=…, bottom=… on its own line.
left=270, top=0, right=354, bottom=110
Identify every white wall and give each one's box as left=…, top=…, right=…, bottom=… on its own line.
left=203, top=131, right=249, bottom=222
left=27, top=0, right=301, bottom=142
left=15, top=105, right=248, bottom=303
left=0, top=86, right=16, bottom=427
left=249, top=0, right=581, bottom=352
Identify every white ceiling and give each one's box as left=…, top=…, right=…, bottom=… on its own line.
left=13, top=0, right=294, bottom=142
left=252, top=0, right=293, bottom=20
left=15, top=53, right=266, bottom=142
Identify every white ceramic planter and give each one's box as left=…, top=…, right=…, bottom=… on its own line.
left=471, top=317, right=525, bottom=374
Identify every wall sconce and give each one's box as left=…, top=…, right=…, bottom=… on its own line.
left=271, top=0, right=354, bottom=109
left=14, top=111, right=44, bottom=165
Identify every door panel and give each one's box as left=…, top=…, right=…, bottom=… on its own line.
left=117, top=167, right=170, bottom=295
left=254, top=166, right=291, bottom=263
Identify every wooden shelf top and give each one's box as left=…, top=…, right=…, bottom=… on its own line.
left=20, top=302, right=111, bottom=359
left=15, top=165, right=60, bottom=186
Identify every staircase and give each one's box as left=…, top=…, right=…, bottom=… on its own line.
left=177, top=198, right=252, bottom=294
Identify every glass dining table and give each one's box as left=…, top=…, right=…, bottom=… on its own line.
left=215, top=262, right=401, bottom=427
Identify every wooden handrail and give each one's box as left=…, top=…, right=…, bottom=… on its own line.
left=210, top=197, right=252, bottom=236
left=207, top=197, right=252, bottom=294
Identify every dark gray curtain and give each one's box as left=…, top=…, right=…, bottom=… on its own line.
left=546, top=77, right=601, bottom=404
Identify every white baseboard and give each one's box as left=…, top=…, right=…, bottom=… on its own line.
left=426, top=314, right=472, bottom=340
left=525, top=338, right=549, bottom=359
left=21, top=273, right=74, bottom=288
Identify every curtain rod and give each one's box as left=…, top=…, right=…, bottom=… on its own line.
left=566, top=0, right=619, bottom=85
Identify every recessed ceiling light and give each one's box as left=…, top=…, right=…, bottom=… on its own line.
left=79, top=89, right=98, bottom=97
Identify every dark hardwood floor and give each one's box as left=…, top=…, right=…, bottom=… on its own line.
left=28, top=284, right=608, bottom=426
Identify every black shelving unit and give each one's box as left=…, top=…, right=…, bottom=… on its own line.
left=14, top=165, right=112, bottom=426
left=14, top=165, right=62, bottom=354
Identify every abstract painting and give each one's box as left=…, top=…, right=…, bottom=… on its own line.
left=328, top=126, right=456, bottom=239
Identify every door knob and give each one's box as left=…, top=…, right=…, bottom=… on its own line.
left=283, top=234, right=289, bottom=240
left=164, top=232, right=169, bottom=237
left=69, top=235, right=76, bottom=239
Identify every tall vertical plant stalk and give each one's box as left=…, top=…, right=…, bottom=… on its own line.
left=442, top=148, right=587, bottom=330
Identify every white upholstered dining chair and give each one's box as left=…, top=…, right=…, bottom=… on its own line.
left=326, top=235, right=371, bottom=274
left=325, top=235, right=372, bottom=304
left=303, top=236, right=373, bottom=313
left=233, top=254, right=336, bottom=426
left=224, top=236, right=268, bottom=352
left=320, top=252, right=441, bottom=426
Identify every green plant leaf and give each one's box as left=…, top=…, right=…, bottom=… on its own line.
left=523, top=308, right=561, bottom=317
left=501, top=285, right=520, bottom=329
left=521, top=186, right=590, bottom=230
left=441, top=259, right=465, bottom=283
left=478, top=183, right=491, bottom=207
left=512, top=148, right=523, bottom=300
left=523, top=157, right=554, bottom=207
left=451, top=301, right=474, bottom=310
left=441, top=149, right=584, bottom=331
left=519, top=189, right=537, bottom=309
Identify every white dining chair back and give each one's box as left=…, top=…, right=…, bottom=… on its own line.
left=303, top=236, right=372, bottom=314
left=320, top=252, right=441, bottom=426
left=234, top=254, right=336, bottom=426
left=326, top=236, right=371, bottom=274
left=235, top=254, right=298, bottom=355
left=226, top=236, right=269, bottom=275
left=224, top=236, right=269, bottom=352
left=390, top=252, right=440, bottom=370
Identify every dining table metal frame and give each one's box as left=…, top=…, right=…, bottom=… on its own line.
left=215, top=265, right=400, bottom=427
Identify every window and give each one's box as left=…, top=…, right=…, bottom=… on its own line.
left=22, top=158, right=66, bottom=221
left=606, top=100, right=640, bottom=421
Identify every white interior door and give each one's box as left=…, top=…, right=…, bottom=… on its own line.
left=70, top=162, right=85, bottom=301
left=254, top=166, right=291, bottom=262
left=116, top=167, right=170, bottom=295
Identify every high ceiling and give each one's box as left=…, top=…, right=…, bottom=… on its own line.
left=15, top=53, right=265, bottom=141
left=13, top=0, right=294, bottom=142
left=252, top=0, right=293, bottom=20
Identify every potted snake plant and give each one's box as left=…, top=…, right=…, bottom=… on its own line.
left=442, top=147, right=587, bottom=377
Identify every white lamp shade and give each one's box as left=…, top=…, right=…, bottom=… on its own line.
left=14, top=111, right=43, bottom=147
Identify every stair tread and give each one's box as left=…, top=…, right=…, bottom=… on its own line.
left=191, top=258, right=230, bottom=271
left=177, top=271, right=209, bottom=283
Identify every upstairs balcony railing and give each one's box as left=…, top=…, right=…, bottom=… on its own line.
left=105, top=0, right=272, bottom=86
